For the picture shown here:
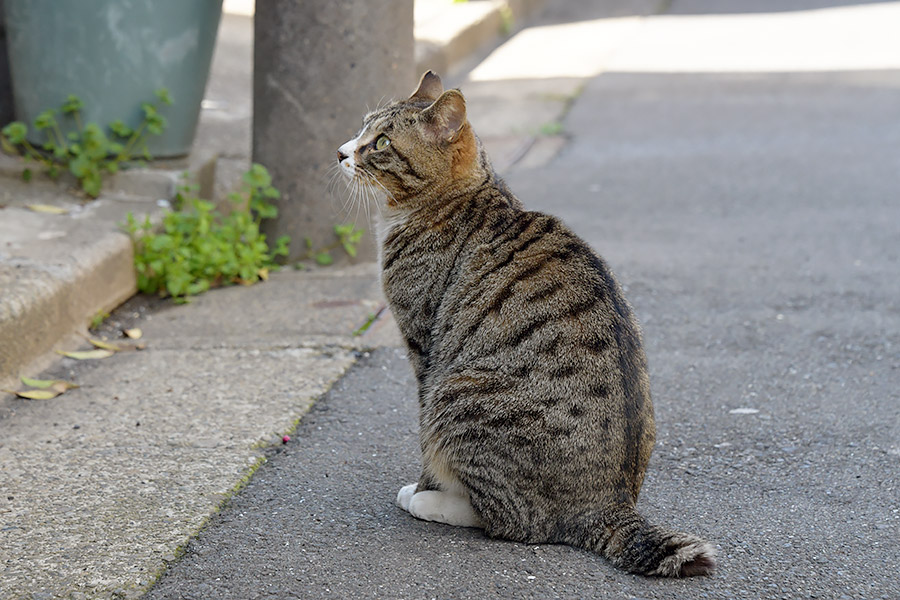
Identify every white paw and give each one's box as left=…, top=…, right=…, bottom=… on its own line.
left=396, top=483, right=417, bottom=512
left=407, top=490, right=483, bottom=528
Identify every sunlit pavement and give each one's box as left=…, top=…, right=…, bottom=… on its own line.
left=473, top=1, right=900, bottom=78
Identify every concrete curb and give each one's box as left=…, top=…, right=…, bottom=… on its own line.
left=0, top=224, right=136, bottom=390
left=0, top=156, right=176, bottom=391
left=415, top=0, right=546, bottom=77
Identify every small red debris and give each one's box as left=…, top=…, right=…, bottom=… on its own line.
left=282, top=435, right=291, bottom=444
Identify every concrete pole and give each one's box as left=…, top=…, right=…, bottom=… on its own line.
left=253, top=0, right=414, bottom=263
left=0, top=0, right=14, bottom=126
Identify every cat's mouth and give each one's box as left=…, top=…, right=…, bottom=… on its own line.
left=338, top=132, right=367, bottom=182
left=336, top=150, right=355, bottom=180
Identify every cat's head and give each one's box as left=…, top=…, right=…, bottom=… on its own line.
left=337, top=71, right=481, bottom=208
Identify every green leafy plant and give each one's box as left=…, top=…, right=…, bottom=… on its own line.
left=125, top=163, right=290, bottom=302
left=296, top=223, right=366, bottom=267
left=537, top=121, right=564, bottom=136
left=499, top=5, right=514, bottom=35
left=0, top=88, right=172, bottom=197
left=89, top=309, right=110, bottom=331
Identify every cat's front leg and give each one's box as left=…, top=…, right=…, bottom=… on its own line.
left=396, top=486, right=483, bottom=528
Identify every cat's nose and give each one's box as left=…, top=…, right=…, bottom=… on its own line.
left=337, top=149, right=349, bottom=162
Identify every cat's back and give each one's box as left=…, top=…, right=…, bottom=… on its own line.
left=434, top=201, right=644, bottom=378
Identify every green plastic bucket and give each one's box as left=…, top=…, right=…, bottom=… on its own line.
left=3, top=0, right=222, bottom=157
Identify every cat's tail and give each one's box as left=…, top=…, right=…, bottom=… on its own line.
left=567, top=504, right=717, bottom=577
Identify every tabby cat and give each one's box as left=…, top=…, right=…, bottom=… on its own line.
left=337, top=71, right=716, bottom=577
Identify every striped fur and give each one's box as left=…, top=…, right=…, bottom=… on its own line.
left=339, top=71, right=716, bottom=577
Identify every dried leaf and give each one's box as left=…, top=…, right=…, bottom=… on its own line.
left=86, top=338, right=121, bottom=352
left=20, top=376, right=57, bottom=389
left=57, top=349, right=115, bottom=360
left=26, top=203, right=69, bottom=215
left=20, top=376, right=79, bottom=390
left=123, top=328, right=143, bottom=339
left=3, top=388, right=62, bottom=400
left=51, top=381, right=80, bottom=393
left=258, top=267, right=269, bottom=281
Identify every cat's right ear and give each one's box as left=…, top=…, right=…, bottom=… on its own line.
left=409, top=70, right=444, bottom=103
left=422, top=90, right=467, bottom=144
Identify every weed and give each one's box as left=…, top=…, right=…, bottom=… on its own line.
left=538, top=121, right=564, bottom=136
left=296, top=223, right=365, bottom=268
left=499, top=5, right=514, bottom=35
left=89, top=309, right=110, bottom=331
left=0, top=89, right=171, bottom=197
left=125, top=164, right=290, bottom=302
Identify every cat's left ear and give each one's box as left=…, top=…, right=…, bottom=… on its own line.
left=409, top=70, right=443, bottom=102
left=422, top=90, right=467, bottom=144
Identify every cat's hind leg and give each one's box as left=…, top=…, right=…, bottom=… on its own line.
left=395, top=485, right=483, bottom=528
left=396, top=483, right=417, bottom=511
left=409, top=491, right=483, bottom=528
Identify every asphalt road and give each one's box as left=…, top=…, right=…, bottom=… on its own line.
left=147, top=22, right=900, bottom=600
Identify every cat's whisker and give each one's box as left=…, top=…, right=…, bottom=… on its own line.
left=326, top=163, right=352, bottom=214
left=363, top=178, right=375, bottom=226
left=325, top=165, right=344, bottom=201
left=353, top=168, right=379, bottom=227
left=337, top=182, right=354, bottom=221
left=360, top=180, right=371, bottom=224
left=358, top=172, right=373, bottom=213
left=367, top=179, right=391, bottom=219
left=347, top=177, right=362, bottom=223
left=354, top=177, right=366, bottom=227
left=362, top=169, right=393, bottom=204
left=356, top=174, right=372, bottom=225
left=343, top=172, right=368, bottom=223
left=329, top=168, right=354, bottom=221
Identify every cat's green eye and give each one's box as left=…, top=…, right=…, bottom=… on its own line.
left=375, top=135, right=391, bottom=151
